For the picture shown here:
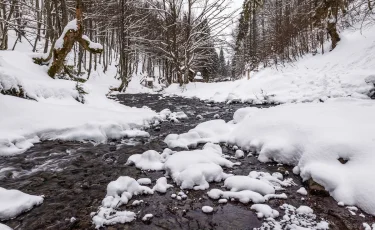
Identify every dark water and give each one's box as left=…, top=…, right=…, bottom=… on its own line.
left=0, top=94, right=373, bottom=230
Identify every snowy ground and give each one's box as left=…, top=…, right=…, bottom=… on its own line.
left=164, top=25, right=375, bottom=104
left=0, top=50, right=160, bottom=156
left=162, top=98, right=375, bottom=216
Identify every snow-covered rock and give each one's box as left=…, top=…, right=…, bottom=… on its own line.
left=202, top=206, right=214, bottom=213
left=152, top=177, right=173, bottom=193
left=251, top=204, right=279, bottom=218
left=126, top=150, right=163, bottom=171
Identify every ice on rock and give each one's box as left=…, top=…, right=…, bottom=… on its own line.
left=251, top=204, right=279, bottom=218
left=224, top=176, right=275, bottom=195
left=137, top=178, right=152, bottom=185
left=297, top=187, right=308, bottom=196
left=142, top=214, right=153, bottom=221
left=0, top=187, right=44, bottom=220
left=202, top=206, right=214, bottom=213
left=153, top=177, right=173, bottom=193
left=125, top=150, right=163, bottom=171
left=207, top=189, right=265, bottom=204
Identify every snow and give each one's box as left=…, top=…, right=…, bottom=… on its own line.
left=235, top=150, right=244, bottom=158
left=251, top=204, right=279, bottom=218
left=296, top=206, right=314, bottom=215
left=207, top=189, right=265, bottom=204
left=0, top=187, right=44, bottom=220
left=0, top=223, right=12, bottom=230
left=0, top=51, right=158, bottom=156
left=165, top=25, right=375, bottom=104
left=137, top=178, right=152, bottom=185
left=224, top=176, right=275, bottom=195
left=81, top=35, right=103, bottom=50
left=255, top=204, right=328, bottom=230
left=218, top=199, right=228, bottom=204
left=166, top=98, right=375, bottom=215
left=164, top=119, right=232, bottom=149
left=131, top=200, right=143, bottom=206
left=126, top=150, right=164, bottom=171
left=92, top=207, right=136, bottom=229
left=163, top=144, right=235, bottom=190
left=142, top=213, right=153, bottom=221
left=297, top=187, right=308, bottom=196
left=92, top=176, right=154, bottom=228
left=55, top=19, right=78, bottom=49
left=363, top=223, right=375, bottom=230
left=152, top=177, right=173, bottom=193
left=202, top=206, right=214, bottom=213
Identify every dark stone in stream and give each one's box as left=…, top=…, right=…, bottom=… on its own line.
left=308, top=178, right=330, bottom=197
left=0, top=94, right=373, bottom=230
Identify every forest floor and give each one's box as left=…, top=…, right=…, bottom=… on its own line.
left=1, top=94, right=374, bottom=230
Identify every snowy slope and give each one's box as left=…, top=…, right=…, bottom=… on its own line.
left=165, top=25, right=375, bottom=104
left=0, top=50, right=158, bottom=156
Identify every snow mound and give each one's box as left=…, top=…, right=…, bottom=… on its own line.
left=164, top=120, right=233, bottom=149
left=153, top=177, right=173, bottom=193
left=92, top=176, right=153, bottom=229
left=251, top=204, right=279, bottom=218
left=224, top=176, right=275, bottom=195
left=126, top=150, right=164, bottom=171
left=207, top=188, right=265, bottom=204
left=0, top=187, right=43, bottom=220
left=164, top=144, right=235, bottom=190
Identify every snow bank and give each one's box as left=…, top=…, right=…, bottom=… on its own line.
left=0, top=51, right=159, bottom=156
left=165, top=25, right=375, bottom=104
left=0, top=187, right=43, bottom=220
left=165, top=98, right=375, bottom=215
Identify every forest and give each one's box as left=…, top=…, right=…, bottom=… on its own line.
left=1, top=0, right=373, bottom=91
